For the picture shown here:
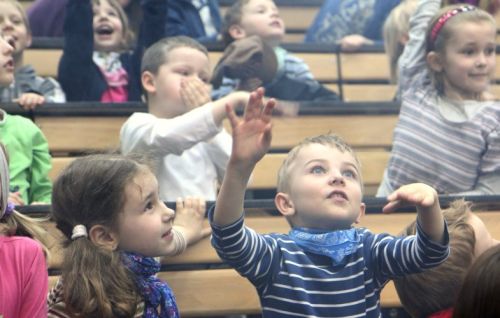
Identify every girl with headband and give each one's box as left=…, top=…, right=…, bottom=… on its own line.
left=377, top=0, right=500, bottom=196
left=0, top=33, right=50, bottom=318
left=47, top=154, right=211, bottom=317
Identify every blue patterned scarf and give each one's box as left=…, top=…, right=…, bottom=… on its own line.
left=289, top=227, right=360, bottom=266
left=121, top=252, right=179, bottom=318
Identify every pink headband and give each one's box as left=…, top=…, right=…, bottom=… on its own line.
left=430, top=6, right=476, bottom=44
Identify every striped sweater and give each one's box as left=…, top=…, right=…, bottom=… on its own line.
left=385, top=0, right=500, bottom=194
left=210, top=212, right=449, bottom=318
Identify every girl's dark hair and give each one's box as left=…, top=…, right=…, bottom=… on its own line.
left=51, top=153, right=151, bottom=317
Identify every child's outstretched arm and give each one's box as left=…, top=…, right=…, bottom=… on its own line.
left=383, top=183, right=445, bottom=244
left=168, top=196, right=211, bottom=256
left=213, top=88, right=275, bottom=227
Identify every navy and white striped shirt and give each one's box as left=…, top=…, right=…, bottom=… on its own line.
left=210, top=211, right=449, bottom=318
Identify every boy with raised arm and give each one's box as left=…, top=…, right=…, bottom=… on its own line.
left=210, top=87, right=449, bottom=317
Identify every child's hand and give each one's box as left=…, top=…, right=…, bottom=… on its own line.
left=173, top=196, right=211, bottom=246
left=8, top=192, right=24, bottom=206
left=382, top=183, right=439, bottom=214
left=180, top=78, right=211, bottom=111
left=15, top=93, right=45, bottom=111
left=226, top=87, right=275, bottom=167
left=338, top=34, right=374, bottom=52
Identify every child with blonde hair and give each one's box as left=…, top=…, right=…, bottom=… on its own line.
left=0, top=0, right=65, bottom=110
left=47, top=153, right=211, bottom=317
left=210, top=87, right=449, bottom=317
left=0, top=139, right=50, bottom=317
left=377, top=0, right=500, bottom=196
left=383, top=0, right=418, bottom=83
left=121, top=36, right=252, bottom=201
left=58, top=0, right=165, bottom=102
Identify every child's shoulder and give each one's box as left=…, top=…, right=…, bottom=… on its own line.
left=2, top=112, right=39, bottom=128
left=0, top=235, right=44, bottom=255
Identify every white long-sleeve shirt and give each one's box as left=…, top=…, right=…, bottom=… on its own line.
left=120, top=103, right=231, bottom=201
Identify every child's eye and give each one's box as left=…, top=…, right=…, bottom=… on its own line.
left=11, top=18, right=22, bottom=25
left=485, top=47, right=495, bottom=55
left=144, top=201, right=154, bottom=211
left=342, top=169, right=357, bottom=179
left=462, top=49, right=475, bottom=56
left=310, top=166, right=326, bottom=174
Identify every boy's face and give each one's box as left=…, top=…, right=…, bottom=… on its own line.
left=232, top=0, right=285, bottom=46
left=0, top=36, right=14, bottom=86
left=146, top=46, right=211, bottom=118
left=93, top=0, right=125, bottom=52
left=279, top=143, right=365, bottom=230
left=0, top=3, right=31, bottom=58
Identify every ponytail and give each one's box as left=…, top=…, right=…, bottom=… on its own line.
left=62, top=237, right=139, bottom=318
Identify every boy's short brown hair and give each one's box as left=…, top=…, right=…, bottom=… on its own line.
left=393, top=199, right=476, bottom=317
left=221, top=0, right=252, bottom=45
left=141, top=36, right=208, bottom=75
left=277, top=134, right=363, bottom=194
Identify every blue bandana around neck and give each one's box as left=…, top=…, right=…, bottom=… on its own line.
left=121, top=252, right=179, bottom=318
left=289, top=227, right=360, bottom=266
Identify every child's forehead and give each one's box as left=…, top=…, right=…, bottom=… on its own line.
left=0, top=2, right=23, bottom=15
left=93, top=0, right=117, bottom=10
left=447, top=20, right=496, bottom=42
left=163, top=46, right=210, bottom=67
left=293, top=143, right=357, bottom=165
left=243, top=0, right=277, bottom=10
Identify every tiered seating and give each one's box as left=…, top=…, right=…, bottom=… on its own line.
left=18, top=198, right=500, bottom=317
left=4, top=100, right=399, bottom=196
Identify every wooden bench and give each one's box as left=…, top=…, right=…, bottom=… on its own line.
left=36, top=112, right=398, bottom=154
left=50, top=150, right=390, bottom=195
left=25, top=44, right=500, bottom=102
left=34, top=205, right=500, bottom=317
left=0, top=100, right=397, bottom=195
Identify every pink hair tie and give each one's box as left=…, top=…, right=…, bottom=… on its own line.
left=430, top=6, right=476, bottom=44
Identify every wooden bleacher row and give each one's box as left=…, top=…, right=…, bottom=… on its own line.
left=23, top=42, right=500, bottom=102
left=5, top=101, right=399, bottom=196
left=17, top=199, right=500, bottom=317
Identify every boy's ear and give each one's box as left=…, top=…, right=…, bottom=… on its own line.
left=354, top=202, right=366, bottom=224
left=426, top=51, right=443, bottom=72
left=275, top=192, right=295, bottom=217
left=228, top=24, right=247, bottom=41
left=141, top=71, right=157, bottom=94
left=88, top=224, right=119, bottom=251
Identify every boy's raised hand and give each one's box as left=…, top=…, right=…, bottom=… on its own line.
left=382, top=183, right=439, bottom=214
left=383, top=183, right=445, bottom=244
left=226, top=87, right=275, bottom=167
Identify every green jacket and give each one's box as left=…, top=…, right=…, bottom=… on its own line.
left=0, top=110, right=52, bottom=204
